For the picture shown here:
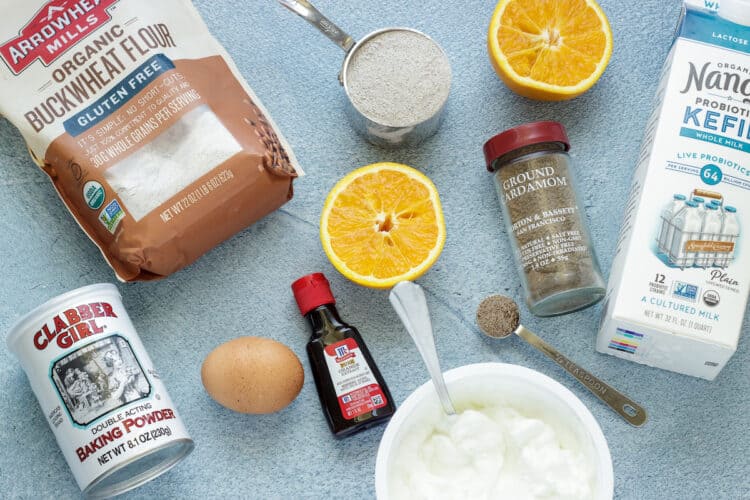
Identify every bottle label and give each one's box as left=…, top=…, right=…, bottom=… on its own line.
left=324, top=338, right=387, bottom=420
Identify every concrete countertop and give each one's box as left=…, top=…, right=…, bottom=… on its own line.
left=1, top=0, right=748, bottom=498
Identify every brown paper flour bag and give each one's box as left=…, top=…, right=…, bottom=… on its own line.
left=0, top=0, right=302, bottom=281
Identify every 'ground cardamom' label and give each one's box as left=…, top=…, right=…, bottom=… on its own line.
left=496, top=153, right=599, bottom=302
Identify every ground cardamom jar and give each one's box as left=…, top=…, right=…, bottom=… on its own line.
left=483, top=121, right=605, bottom=317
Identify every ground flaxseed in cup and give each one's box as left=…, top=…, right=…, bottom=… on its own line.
left=0, top=0, right=302, bottom=281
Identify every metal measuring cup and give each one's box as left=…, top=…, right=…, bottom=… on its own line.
left=277, top=0, right=451, bottom=148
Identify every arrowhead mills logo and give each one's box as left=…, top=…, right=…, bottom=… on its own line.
left=0, top=0, right=119, bottom=75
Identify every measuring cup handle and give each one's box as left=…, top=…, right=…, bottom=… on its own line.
left=276, top=0, right=355, bottom=52
left=515, top=326, right=648, bottom=427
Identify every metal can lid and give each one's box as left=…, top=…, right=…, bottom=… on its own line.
left=84, top=438, right=195, bottom=499
left=483, top=121, right=570, bottom=172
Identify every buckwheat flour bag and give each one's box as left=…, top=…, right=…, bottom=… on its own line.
left=0, top=0, right=301, bottom=281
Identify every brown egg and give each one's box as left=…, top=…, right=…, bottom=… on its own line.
left=201, top=336, right=304, bottom=414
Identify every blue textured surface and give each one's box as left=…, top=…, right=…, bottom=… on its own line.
left=1, top=0, right=748, bottom=499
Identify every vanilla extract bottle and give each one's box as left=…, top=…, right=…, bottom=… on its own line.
left=292, top=273, right=395, bottom=437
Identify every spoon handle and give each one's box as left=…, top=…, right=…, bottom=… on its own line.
left=515, top=325, right=647, bottom=427
left=276, top=0, right=355, bottom=52
left=390, top=282, right=456, bottom=415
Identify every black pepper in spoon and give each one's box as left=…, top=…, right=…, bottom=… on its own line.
left=476, top=295, right=648, bottom=427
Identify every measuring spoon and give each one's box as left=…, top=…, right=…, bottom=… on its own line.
left=477, top=295, right=647, bottom=427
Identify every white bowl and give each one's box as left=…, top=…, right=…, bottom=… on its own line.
left=375, top=363, right=613, bottom=499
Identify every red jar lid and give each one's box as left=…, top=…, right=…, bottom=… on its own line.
left=292, top=273, right=336, bottom=316
left=483, top=121, right=570, bottom=172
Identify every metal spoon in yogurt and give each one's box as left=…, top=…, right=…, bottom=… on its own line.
left=390, top=281, right=456, bottom=415
left=477, top=295, right=647, bottom=427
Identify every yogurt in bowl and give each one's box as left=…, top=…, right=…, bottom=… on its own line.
left=375, top=363, right=613, bottom=499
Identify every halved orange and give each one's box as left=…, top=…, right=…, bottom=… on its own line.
left=488, top=0, right=613, bottom=100
left=320, top=163, right=446, bottom=289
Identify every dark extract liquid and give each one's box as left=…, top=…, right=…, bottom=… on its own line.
left=305, top=303, right=395, bottom=438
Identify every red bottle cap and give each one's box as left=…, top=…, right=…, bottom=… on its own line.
left=291, top=273, right=336, bottom=316
left=483, top=121, right=570, bottom=172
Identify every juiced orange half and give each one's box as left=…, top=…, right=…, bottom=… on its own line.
left=320, top=163, right=446, bottom=289
left=488, top=0, right=613, bottom=100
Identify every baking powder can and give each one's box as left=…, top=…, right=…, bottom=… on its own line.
left=6, top=284, right=194, bottom=498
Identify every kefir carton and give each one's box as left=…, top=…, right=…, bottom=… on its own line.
left=597, top=0, right=750, bottom=380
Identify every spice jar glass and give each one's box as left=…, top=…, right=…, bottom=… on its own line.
left=484, top=121, right=605, bottom=317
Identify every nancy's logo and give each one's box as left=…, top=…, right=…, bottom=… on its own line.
left=680, top=62, right=750, bottom=104
left=0, top=0, right=119, bottom=74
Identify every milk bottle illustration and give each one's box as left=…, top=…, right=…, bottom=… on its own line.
left=670, top=200, right=702, bottom=267
left=698, top=204, right=722, bottom=267
left=659, top=194, right=686, bottom=252
left=692, top=196, right=706, bottom=213
left=718, top=206, right=740, bottom=268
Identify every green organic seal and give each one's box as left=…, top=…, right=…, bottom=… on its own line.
left=83, top=181, right=105, bottom=210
